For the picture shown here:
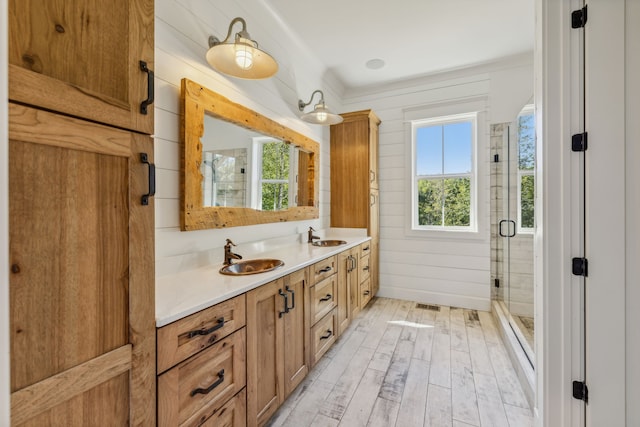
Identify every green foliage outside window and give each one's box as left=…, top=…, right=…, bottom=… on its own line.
left=418, top=178, right=470, bottom=227
left=520, top=175, right=535, bottom=228
left=261, top=141, right=290, bottom=211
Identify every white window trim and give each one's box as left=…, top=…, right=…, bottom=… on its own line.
left=403, top=97, right=488, bottom=241
left=516, top=104, right=535, bottom=234
left=251, top=137, right=296, bottom=210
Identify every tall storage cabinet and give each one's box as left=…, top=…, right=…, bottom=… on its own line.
left=330, top=110, right=381, bottom=296
left=8, top=1, right=156, bottom=425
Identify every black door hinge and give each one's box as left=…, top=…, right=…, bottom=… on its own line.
left=494, top=154, right=499, bottom=162
left=572, top=5, right=588, bottom=28
left=573, top=380, right=589, bottom=403
left=572, top=257, right=588, bottom=277
left=494, top=278, right=500, bottom=288
left=572, top=132, right=588, bottom=152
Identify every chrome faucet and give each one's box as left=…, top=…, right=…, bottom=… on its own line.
left=223, top=239, right=243, bottom=265
left=308, top=227, right=320, bottom=243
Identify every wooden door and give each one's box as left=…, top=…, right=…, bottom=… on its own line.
left=369, top=188, right=380, bottom=294
left=330, top=116, right=369, bottom=228
left=368, top=114, right=380, bottom=190
left=348, top=248, right=361, bottom=319
left=336, top=250, right=354, bottom=336
left=8, top=103, right=155, bottom=426
left=282, top=269, right=309, bottom=397
left=247, top=279, right=285, bottom=427
left=8, top=0, right=154, bottom=134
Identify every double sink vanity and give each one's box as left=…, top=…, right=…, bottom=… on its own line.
left=155, top=231, right=374, bottom=426
left=153, top=79, right=381, bottom=426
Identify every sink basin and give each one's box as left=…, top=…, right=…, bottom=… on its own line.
left=312, top=240, right=347, bottom=247
left=219, top=258, right=284, bottom=276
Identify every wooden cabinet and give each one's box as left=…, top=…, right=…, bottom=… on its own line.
left=8, top=0, right=155, bottom=134
left=8, top=104, right=156, bottom=426
left=8, top=1, right=156, bottom=424
left=158, top=330, right=246, bottom=427
left=331, top=110, right=381, bottom=298
left=337, top=247, right=359, bottom=335
left=157, top=294, right=247, bottom=427
left=247, top=269, right=309, bottom=427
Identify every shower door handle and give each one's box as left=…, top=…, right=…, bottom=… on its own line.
left=499, top=220, right=517, bottom=238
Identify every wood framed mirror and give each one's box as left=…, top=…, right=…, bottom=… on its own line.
left=180, top=78, right=319, bottom=231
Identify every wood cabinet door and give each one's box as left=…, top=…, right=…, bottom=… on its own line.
left=336, top=250, right=353, bottom=336
left=348, top=248, right=361, bottom=319
left=282, top=269, right=309, bottom=397
left=369, top=115, right=379, bottom=190
left=371, top=238, right=380, bottom=297
left=8, top=103, right=155, bottom=426
left=247, top=279, right=285, bottom=427
left=330, top=118, right=368, bottom=229
left=8, top=0, right=154, bottom=134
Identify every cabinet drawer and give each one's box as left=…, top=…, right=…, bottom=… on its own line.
left=311, top=255, right=337, bottom=285
left=310, top=275, right=337, bottom=325
left=158, top=328, right=246, bottom=427
left=157, top=294, right=246, bottom=373
left=360, top=278, right=372, bottom=308
left=360, top=242, right=372, bottom=258
left=200, top=389, right=246, bottom=427
left=311, top=309, right=337, bottom=366
left=359, top=254, right=371, bottom=283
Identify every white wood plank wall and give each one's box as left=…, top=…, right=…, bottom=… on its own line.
left=341, top=59, right=533, bottom=311
left=153, top=0, right=341, bottom=277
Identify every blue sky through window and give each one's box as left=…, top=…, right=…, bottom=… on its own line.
left=416, top=121, right=472, bottom=175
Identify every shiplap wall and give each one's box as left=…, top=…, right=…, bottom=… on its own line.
left=154, top=0, right=343, bottom=277
left=342, top=59, right=533, bottom=310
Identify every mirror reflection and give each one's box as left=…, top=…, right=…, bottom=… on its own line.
left=181, top=78, right=319, bottom=231
left=201, top=114, right=313, bottom=211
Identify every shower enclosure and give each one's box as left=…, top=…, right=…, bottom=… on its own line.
left=491, top=105, right=536, bottom=368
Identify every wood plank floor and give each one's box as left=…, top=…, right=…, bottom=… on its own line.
left=266, top=297, right=533, bottom=427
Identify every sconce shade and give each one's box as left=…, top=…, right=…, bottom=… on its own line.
left=206, top=18, right=278, bottom=79
left=298, top=90, right=343, bottom=125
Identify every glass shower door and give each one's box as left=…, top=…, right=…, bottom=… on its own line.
left=492, top=106, right=536, bottom=367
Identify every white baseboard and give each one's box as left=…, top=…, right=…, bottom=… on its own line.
left=377, top=286, right=491, bottom=311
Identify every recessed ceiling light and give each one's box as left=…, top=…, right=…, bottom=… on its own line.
left=365, top=58, right=385, bottom=70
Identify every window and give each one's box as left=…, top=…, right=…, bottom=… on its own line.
left=255, top=138, right=294, bottom=211
left=517, top=106, right=535, bottom=232
left=411, top=113, right=477, bottom=231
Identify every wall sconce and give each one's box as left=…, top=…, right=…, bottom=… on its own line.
left=298, top=90, right=343, bottom=125
left=206, top=17, right=278, bottom=79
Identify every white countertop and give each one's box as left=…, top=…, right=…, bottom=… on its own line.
left=155, top=230, right=371, bottom=327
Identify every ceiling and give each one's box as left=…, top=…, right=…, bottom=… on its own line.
left=264, top=0, right=534, bottom=89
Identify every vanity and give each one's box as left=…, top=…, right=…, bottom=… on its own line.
left=155, top=79, right=380, bottom=426
left=155, top=233, right=373, bottom=427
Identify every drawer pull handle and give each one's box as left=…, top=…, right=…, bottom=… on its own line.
left=318, top=266, right=332, bottom=274
left=363, top=246, right=370, bottom=251
left=139, top=60, right=155, bottom=115
left=320, top=330, right=332, bottom=340
left=364, top=290, right=371, bottom=296
left=286, top=285, right=295, bottom=310
left=319, top=294, right=332, bottom=302
left=187, top=317, right=225, bottom=338
left=190, top=369, right=225, bottom=396
left=363, top=266, right=370, bottom=271
left=279, top=289, right=289, bottom=318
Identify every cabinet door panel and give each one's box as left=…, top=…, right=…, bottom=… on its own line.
left=283, top=269, right=309, bottom=397
left=8, top=0, right=154, bottom=134
left=9, top=103, right=155, bottom=425
left=247, top=279, right=285, bottom=427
